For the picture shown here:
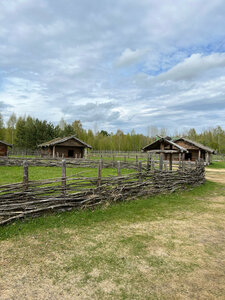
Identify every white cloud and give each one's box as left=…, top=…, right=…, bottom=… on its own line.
left=115, top=48, right=146, bottom=67
left=155, top=53, right=225, bottom=81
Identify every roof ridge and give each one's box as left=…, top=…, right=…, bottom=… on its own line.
left=38, top=136, right=92, bottom=148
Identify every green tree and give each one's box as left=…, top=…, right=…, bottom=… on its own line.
left=6, top=113, right=17, bottom=144
left=0, top=113, right=5, bottom=140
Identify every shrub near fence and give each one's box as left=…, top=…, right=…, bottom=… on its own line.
left=0, top=158, right=205, bottom=225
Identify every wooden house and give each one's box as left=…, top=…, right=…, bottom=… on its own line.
left=142, top=137, right=188, bottom=169
left=0, top=140, right=12, bottom=156
left=173, top=137, right=216, bottom=164
left=142, top=136, right=216, bottom=164
left=38, top=136, right=92, bottom=158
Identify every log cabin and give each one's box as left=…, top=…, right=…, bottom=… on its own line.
left=173, top=137, right=216, bottom=164
left=142, top=137, right=216, bottom=165
left=0, top=140, right=12, bottom=156
left=142, top=137, right=188, bottom=169
left=38, top=136, right=92, bottom=158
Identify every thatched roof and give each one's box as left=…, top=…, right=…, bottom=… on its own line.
left=0, top=140, right=12, bottom=147
left=38, top=136, right=92, bottom=149
left=173, top=137, right=216, bottom=154
left=142, top=137, right=188, bottom=152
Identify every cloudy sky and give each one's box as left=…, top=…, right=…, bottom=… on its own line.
left=0, top=0, right=225, bottom=134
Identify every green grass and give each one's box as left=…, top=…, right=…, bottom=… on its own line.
left=206, top=161, right=225, bottom=169
left=0, top=180, right=218, bottom=240
left=0, top=165, right=135, bottom=185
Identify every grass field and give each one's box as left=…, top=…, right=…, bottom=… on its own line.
left=207, top=161, right=225, bottom=169
left=0, top=164, right=224, bottom=299
left=0, top=166, right=135, bottom=185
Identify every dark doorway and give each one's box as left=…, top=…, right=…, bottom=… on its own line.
left=68, top=150, right=74, bottom=157
left=185, top=152, right=192, bottom=160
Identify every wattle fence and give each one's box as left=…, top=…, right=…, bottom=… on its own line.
left=0, top=158, right=205, bottom=225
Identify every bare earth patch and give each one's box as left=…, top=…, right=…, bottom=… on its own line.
left=206, top=168, right=225, bottom=184
left=0, top=171, right=225, bottom=299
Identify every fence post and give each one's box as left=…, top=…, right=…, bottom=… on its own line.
left=138, top=161, right=142, bottom=182
left=23, top=160, right=29, bottom=191
left=188, top=158, right=191, bottom=169
left=164, top=161, right=168, bottom=171
left=179, top=153, right=182, bottom=169
left=97, top=160, right=102, bottom=187
left=147, top=153, right=151, bottom=171
left=182, top=153, right=185, bottom=171
left=112, top=155, right=115, bottom=167
left=117, top=161, right=121, bottom=177
left=169, top=153, right=172, bottom=171
left=159, top=153, right=164, bottom=171
left=152, top=159, right=155, bottom=171
left=124, top=156, right=126, bottom=163
left=136, top=155, right=138, bottom=167
left=62, top=159, right=66, bottom=195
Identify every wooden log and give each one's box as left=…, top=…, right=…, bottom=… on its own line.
left=97, top=161, right=102, bottom=187
left=169, top=153, right=172, bottom=171
left=164, top=161, right=168, bottom=171
left=148, top=150, right=181, bottom=153
left=62, top=159, right=66, bottom=195
left=23, top=160, right=29, bottom=191
left=152, top=159, right=155, bottom=171
left=147, top=153, right=151, bottom=171
left=53, top=146, right=56, bottom=158
left=117, top=161, right=121, bottom=177
left=112, top=155, right=115, bottom=167
left=179, top=153, right=182, bottom=169
left=198, top=150, right=201, bottom=160
left=159, top=153, right=164, bottom=171
left=138, top=161, right=142, bottom=182
left=188, top=158, right=191, bottom=169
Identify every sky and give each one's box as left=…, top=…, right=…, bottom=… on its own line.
left=0, top=0, right=225, bottom=135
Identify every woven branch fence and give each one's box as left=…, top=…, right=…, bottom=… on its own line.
left=0, top=157, right=205, bottom=225
left=0, top=157, right=141, bottom=169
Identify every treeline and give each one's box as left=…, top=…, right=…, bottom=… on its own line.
left=0, top=113, right=225, bottom=153
left=0, top=113, right=150, bottom=151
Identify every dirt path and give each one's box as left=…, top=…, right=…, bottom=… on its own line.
left=206, top=168, right=225, bottom=184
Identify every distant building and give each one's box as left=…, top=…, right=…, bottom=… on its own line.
left=173, top=137, right=216, bottom=164
left=38, top=136, right=92, bottom=158
left=0, top=140, right=12, bottom=156
left=142, top=137, right=216, bottom=164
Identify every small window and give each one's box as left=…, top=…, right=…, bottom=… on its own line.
left=185, top=153, right=192, bottom=160
left=68, top=150, right=74, bottom=157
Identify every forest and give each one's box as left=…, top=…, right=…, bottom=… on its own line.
left=0, top=113, right=225, bottom=153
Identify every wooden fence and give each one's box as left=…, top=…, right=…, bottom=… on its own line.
left=0, top=159, right=205, bottom=225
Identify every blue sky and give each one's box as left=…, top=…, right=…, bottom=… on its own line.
left=0, top=0, right=225, bottom=134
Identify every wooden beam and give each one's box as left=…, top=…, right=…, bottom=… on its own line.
left=147, top=150, right=181, bottom=154
left=53, top=146, right=56, bottom=158
left=198, top=149, right=201, bottom=160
